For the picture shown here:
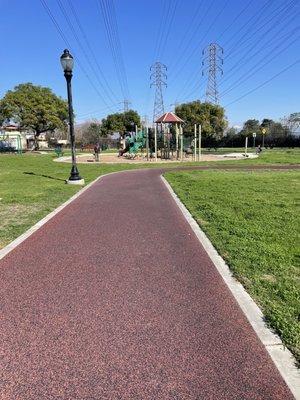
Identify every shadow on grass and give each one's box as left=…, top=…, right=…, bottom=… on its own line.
left=23, top=172, right=66, bottom=182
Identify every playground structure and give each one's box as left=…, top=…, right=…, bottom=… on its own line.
left=117, top=111, right=201, bottom=162
left=154, top=111, right=185, bottom=161
left=118, top=129, right=148, bottom=159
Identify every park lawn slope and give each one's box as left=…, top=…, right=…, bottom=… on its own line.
left=165, top=169, right=300, bottom=362
left=0, top=149, right=298, bottom=249
left=0, top=153, right=223, bottom=248
left=0, top=154, right=150, bottom=249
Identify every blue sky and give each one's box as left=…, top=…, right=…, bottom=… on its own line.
left=0, top=0, right=299, bottom=127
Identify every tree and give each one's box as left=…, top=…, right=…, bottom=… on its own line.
left=241, top=119, right=260, bottom=134
left=0, top=83, right=68, bottom=149
left=281, top=112, right=300, bottom=133
left=269, top=122, right=289, bottom=138
left=260, top=118, right=274, bottom=130
left=175, top=101, right=227, bottom=139
left=101, top=110, right=141, bottom=135
left=82, top=122, right=107, bottom=144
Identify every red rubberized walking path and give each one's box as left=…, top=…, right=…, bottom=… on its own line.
left=0, top=169, right=294, bottom=399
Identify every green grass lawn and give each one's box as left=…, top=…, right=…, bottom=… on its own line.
left=0, top=153, right=213, bottom=248
left=0, top=149, right=298, bottom=249
left=165, top=169, right=300, bottom=362
left=0, top=153, right=150, bottom=248
left=244, top=148, right=300, bottom=164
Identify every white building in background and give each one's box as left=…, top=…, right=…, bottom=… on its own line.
left=0, top=124, right=49, bottom=150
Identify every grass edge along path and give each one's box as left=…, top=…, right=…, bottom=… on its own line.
left=0, top=149, right=299, bottom=249
left=0, top=153, right=229, bottom=248
left=0, top=154, right=167, bottom=249
left=164, top=168, right=300, bottom=364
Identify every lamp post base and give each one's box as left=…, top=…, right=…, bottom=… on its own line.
left=66, top=178, right=85, bottom=185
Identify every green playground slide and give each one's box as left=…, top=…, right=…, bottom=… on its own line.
left=128, top=130, right=146, bottom=155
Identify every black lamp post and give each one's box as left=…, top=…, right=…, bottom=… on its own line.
left=60, top=49, right=84, bottom=184
left=131, top=121, right=135, bottom=135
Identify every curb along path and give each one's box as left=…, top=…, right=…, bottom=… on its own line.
left=0, top=169, right=296, bottom=399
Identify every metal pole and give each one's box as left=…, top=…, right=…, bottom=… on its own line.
left=245, top=136, right=248, bottom=156
left=154, top=124, right=157, bottom=162
left=194, top=124, right=197, bottom=161
left=176, top=123, right=179, bottom=160
left=198, top=124, right=201, bottom=161
left=180, top=125, right=183, bottom=162
left=146, top=127, right=149, bottom=161
left=65, top=72, right=82, bottom=182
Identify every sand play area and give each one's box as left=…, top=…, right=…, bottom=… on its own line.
left=55, top=152, right=257, bottom=164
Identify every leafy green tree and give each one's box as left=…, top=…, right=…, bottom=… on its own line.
left=123, top=110, right=141, bottom=131
left=101, top=110, right=141, bottom=135
left=260, top=118, right=274, bottom=129
left=175, top=101, right=227, bottom=139
left=242, top=119, right=260, bottom=134
left=81, top=122, right=106, bottom=145
left=269, top=122, right=289, bottom=138
left=0, top=83, right=68, bottom=149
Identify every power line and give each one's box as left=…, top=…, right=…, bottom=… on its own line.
left=221, top=0, right=273, bottom=50
left=168, top=0, right=229, bottom=84
left=109, top=0, right=130, bottom=99
left=221, top=29, right=300, bottom=97
left=225, top=59, right=300, bottom=107
left=76, top=103, right=121, bottom=118
left=157, top=0, right=179, bottom=61
left=97, top=0, right=130, bottom=101
left=168, top=0, right=205, bottom=71
left=173, top=0, right=276, bottom=98
left=175, top=0, right=297, bottom=103
left=156, top=0, right=173, bottom=60
left=224, top=0, right=297, bottom=62
left=56, top=0, right=118, bottom=107
left=168, top=0, right=216, bottom=80
left=97, top=0, right=126, bottom=98
left=39, top=0, right=114, bottom=110
left=65, top=0, right=119, bottom=103
left=216, top=0, right=254, bottom=42
left=220, top=11, right=300, bottom=87
left=177, top=80, right=206, bottom=104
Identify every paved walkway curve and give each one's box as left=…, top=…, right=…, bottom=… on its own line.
left=0, top=168, right=295, bottom=399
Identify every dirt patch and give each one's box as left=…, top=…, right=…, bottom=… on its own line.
left=56, top=152, right=247, bottom=164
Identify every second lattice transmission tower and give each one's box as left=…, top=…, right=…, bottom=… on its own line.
left=150, top=62, right=167, bottom=122
left=202, top=43, right=223, bottom=104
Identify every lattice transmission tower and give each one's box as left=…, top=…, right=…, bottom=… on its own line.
left=150, top=62, right=167, bottom=122
left=123, top=99, right=131, bottom=112
left=202, top=43, right=223, bottom=104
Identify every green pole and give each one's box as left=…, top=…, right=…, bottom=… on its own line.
left=146, top=127, right=149, bottom=161
left=194, top=124, right=197, bottom=161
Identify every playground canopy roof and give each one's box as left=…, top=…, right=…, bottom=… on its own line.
left=155, top=112, right=184, bottom=124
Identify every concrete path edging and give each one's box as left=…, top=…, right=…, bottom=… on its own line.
left=161, top=175, right=300, bottom=400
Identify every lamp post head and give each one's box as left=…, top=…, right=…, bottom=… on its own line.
left=60, top=49, right=74, bottom=74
